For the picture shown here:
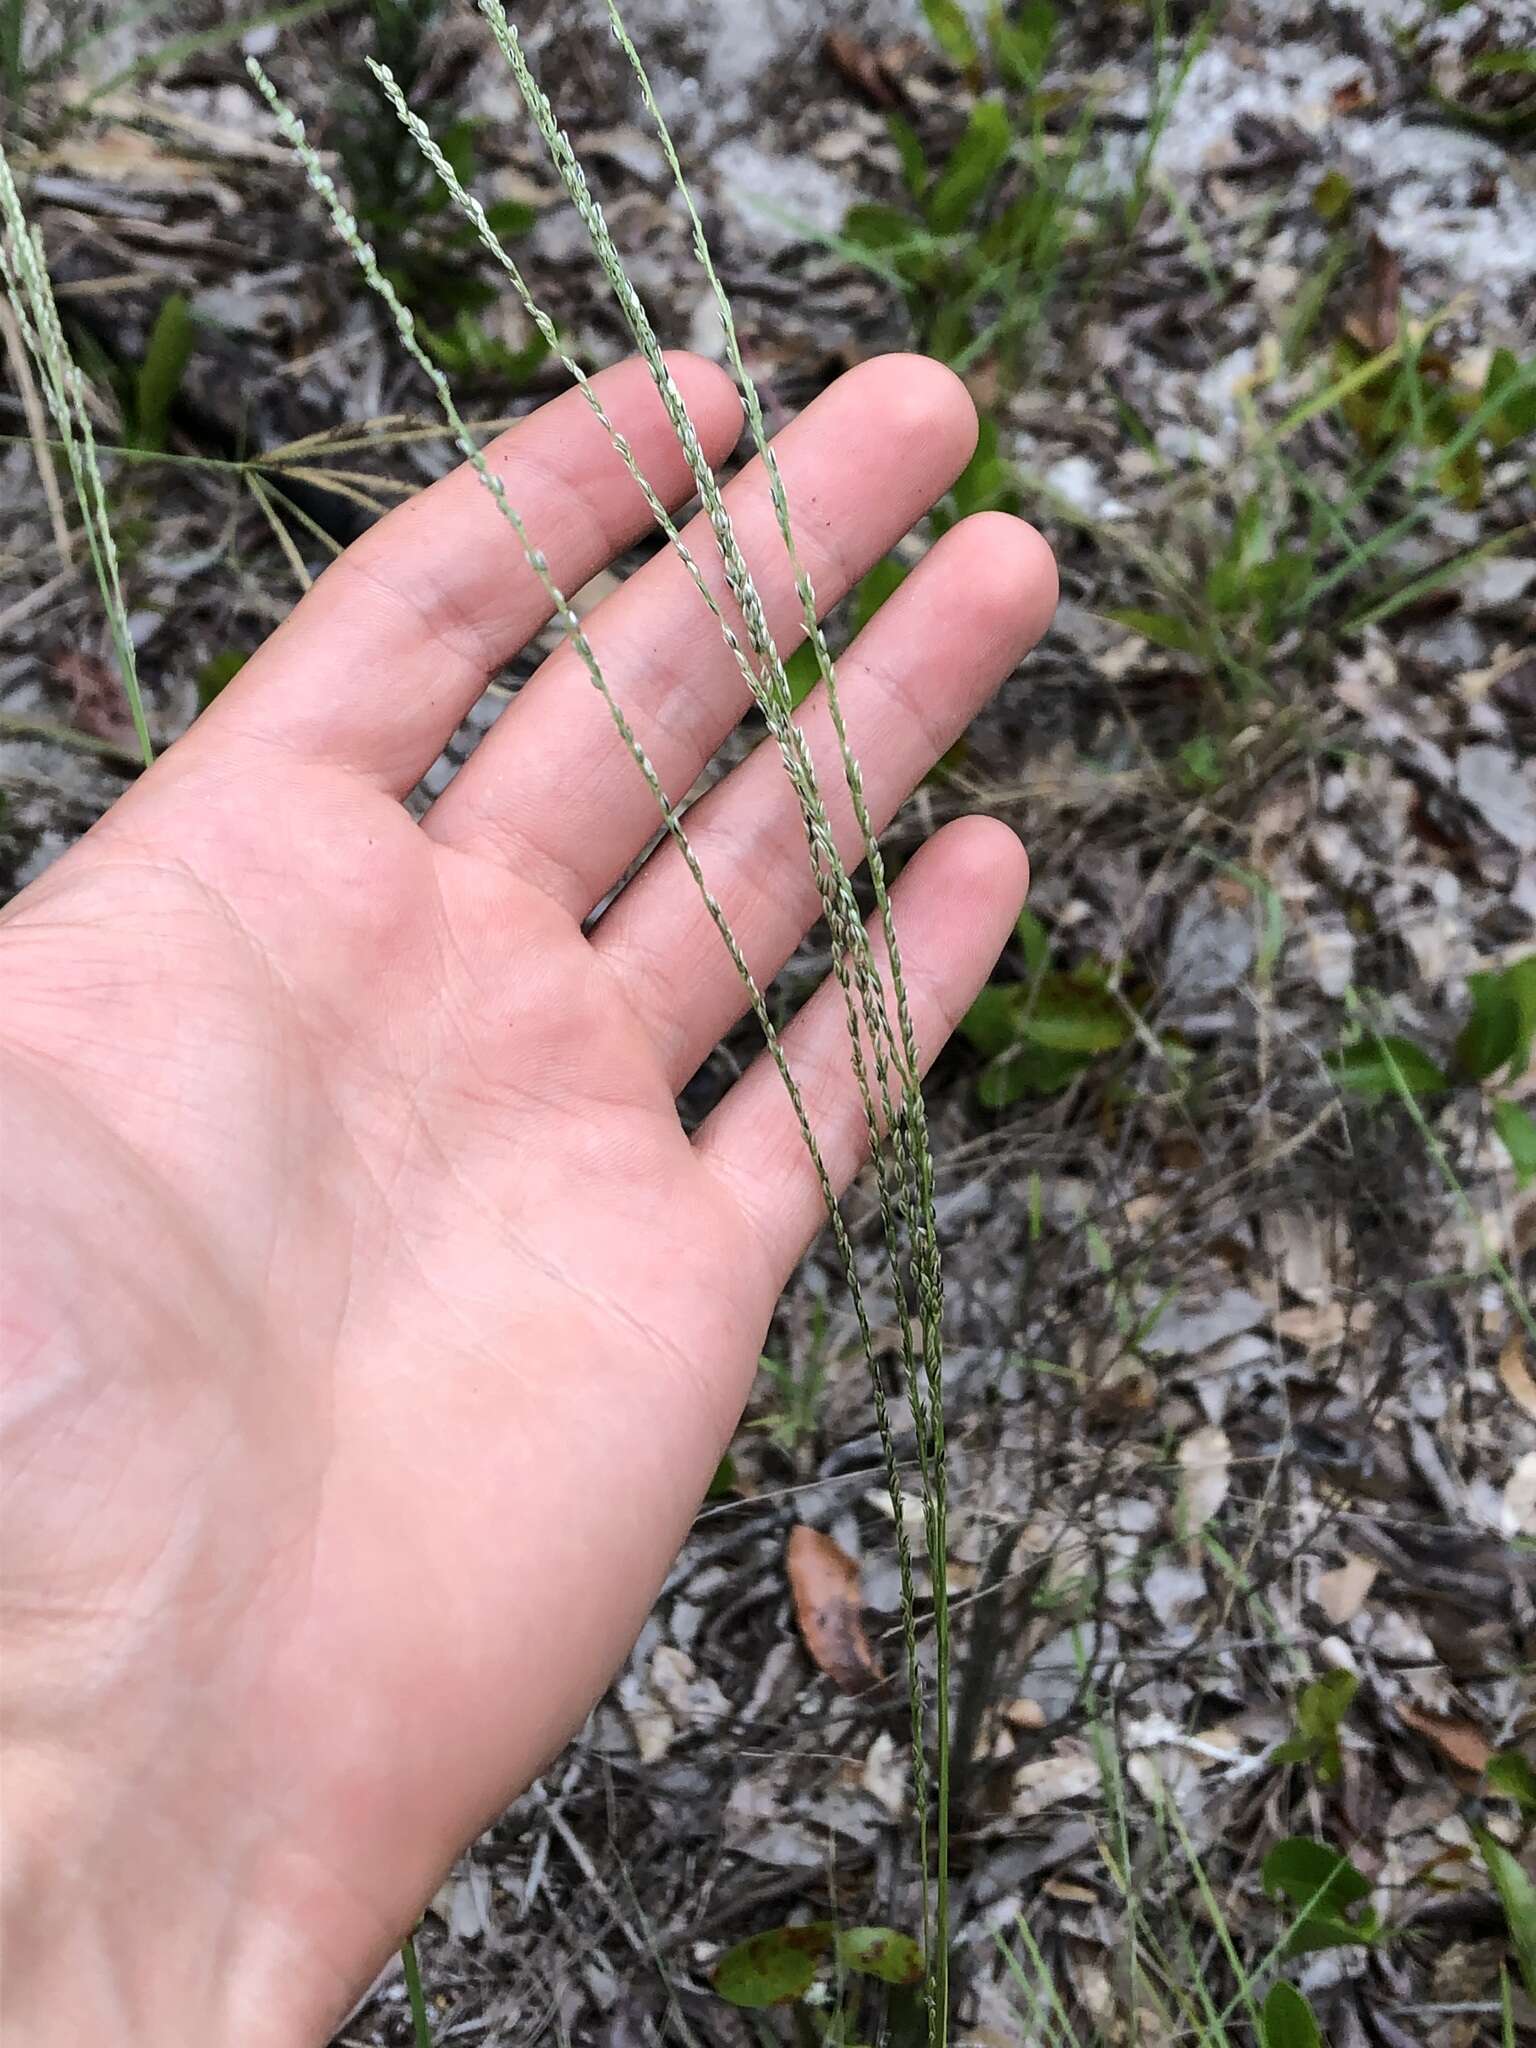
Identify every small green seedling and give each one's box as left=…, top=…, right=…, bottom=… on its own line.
left=1328, top=955, right=1536, bottom=1186
left=334, top=0, right=545, bottom=381
left=754, top=1302, right=833, bottom=1458
left=1261, top=1838, right=1382, bottom=1955
left=715, top=1920, right=924, bottom=2042
left=840, top=0, right=1092, bottom=374
left=961, top=910, right=1134, bottom=1107
left=130, top=292, right=195, bottom=453
left=1272, top=1670, right=1359, bottom=1785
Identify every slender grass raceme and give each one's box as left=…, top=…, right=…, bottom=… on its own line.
left=0, top=140, right=154, bottom=768
left=365, top=43, right=951, bottom=2008
left=449, top=14, right=955, bottom=2023
left=251, top=10, right=958, bottom=2031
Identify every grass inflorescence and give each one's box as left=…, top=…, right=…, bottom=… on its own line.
left=247, top=8, right=961, bottom=2035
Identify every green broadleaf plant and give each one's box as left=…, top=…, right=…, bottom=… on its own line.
left=1260, top=1980, right=1324, bottom=2048
left=1474, top=1828, right=1536, bottom=2003
left=1272, top=1670, right=1358, bottom=1785
left=1331, top=955, right=1536, bottom=1183
left=714, top=1920, right=923, bottom=2013
left=1261, top=1838, right=1382, bottom=1955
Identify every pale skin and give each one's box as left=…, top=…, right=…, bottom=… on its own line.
left=0, top=352, right=1056, bottom=2043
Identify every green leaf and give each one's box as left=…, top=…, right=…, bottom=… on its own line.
left=1272, top=1736, right=1324, bottom=1767
left=1015, top=906, right=1051, bottom=978
left=1285, top=1671, right=1357, bottom=1784
left=1457, top=972, right=1526, bottom=1081
left=988, top=0, right=1057, bottom=86
left=1177, top=734, right=1224, bottom=791
left=1017, top=975, right=1131, bottom=1055
left=1475, top=1829, right=1536, bottom=2002
left=1502, top=954, right=1536, bottom=1076
left=921, top=0, right=980, bottom=68
left=853, top=555, right=909, bottom=633
left=887, top=111, right=930, bottom=202
left=706, top=1454, right=738, bottom=1501
left=196, top=649, right=246, bottom=710
left=783, top=641, right=822, bottom=709
left=960, top=984, right=1022, bottom=1059
left=480, top=198, right=537, bottom=241
left=1297, top=1670, right=1358, bottom=1739
left=1262, top=1838, right=1380, bottom=1955
left=1105, top=607, right=1202, bottom=655
left=925, top=98, right=1012, bottom=235
left=132, top=292, right=195, bottom=453
left=1311, top=168, right=1354, bottom=222
left=714, top=1923, right=834, bottom=2008
left=943, top=415, right=1018, bottom=526
left=1486, top=1751, right=1536, bottom=1816
left=977, top=1042, right=1090, bottom=1106
left=1482, top=348, right=1536, bottom=447
left=843, top=202, right=919, bottom=254
left=1261, top=1981, right=1323, bottom=2048
left=1326, top=1035, right=1449, bottom=1103
left=1492, top=1099, right=1536, bottom=1189
left=836, top=1927, right=924, bottom=1985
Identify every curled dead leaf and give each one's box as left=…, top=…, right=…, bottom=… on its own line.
left=1396, top=1701, right=1492, bottom=1777
left=822, top=31, right=901, bottom=108
left=786, top=1524, right=883, bottom=1696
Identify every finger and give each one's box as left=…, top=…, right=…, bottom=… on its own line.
left=695, top=815, right=1028, bottom=1282
left=421, top=354, right=979, bottom=913
left=191, top=354, right=743, bottom=792
left=593, top=512, right=1055, bottom=1090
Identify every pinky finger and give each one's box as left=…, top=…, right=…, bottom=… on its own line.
left=694, top=816, right=1029, bottom=1286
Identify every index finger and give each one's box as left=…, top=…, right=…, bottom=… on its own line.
left=187, top=353, right=742, bottom=793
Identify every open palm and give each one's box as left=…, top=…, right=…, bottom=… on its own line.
left=0, top=353, right=1054, bottom=2042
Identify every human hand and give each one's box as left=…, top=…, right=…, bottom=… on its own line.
left=0, top=352, right=1055, bottom=2042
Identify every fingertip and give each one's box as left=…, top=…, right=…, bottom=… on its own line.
left=843, top=351, right=980, bottom=476
left=935, top=811, right=1031, bottom=919
left=927, top=509, right=1059, bottom=658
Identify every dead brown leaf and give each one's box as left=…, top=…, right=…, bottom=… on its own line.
left=54, top=648, right=135, bottom=745
left=786, top=1525, right=883, bottom=1696
left=1344, top=235, right=1402, bottom=355
left=1497, top=1329, right=1536, bottom=1423
left=823, top=31, right=900, bottom=108
left=1396, top=1701, right=1492, bottom=1777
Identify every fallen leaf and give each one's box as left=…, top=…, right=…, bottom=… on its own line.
left=1043, top=1879, right=1099, bottom=1904
left=1177, top=1424, right=1231, bottom=1536
left=786, top=1525, right=883, bottom=1695
left=1344, top=234, right=1401, bottom=355
left=1012, top=1746, right=1099, bottom=1820
left=1315, top=1555, right=1379, bottom=1626
left=1004, top=1697, right=1047, bottom=1731
left=1498, top=1331, right=1536, bottom=1423
left=822, top=30, right=900, bottom=107
left=1398, top=1701, right=1492, bottom=1777
left=54, top=647, right=136, bottom=744
left=1275, top=1300, right=1348, bottom=1351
